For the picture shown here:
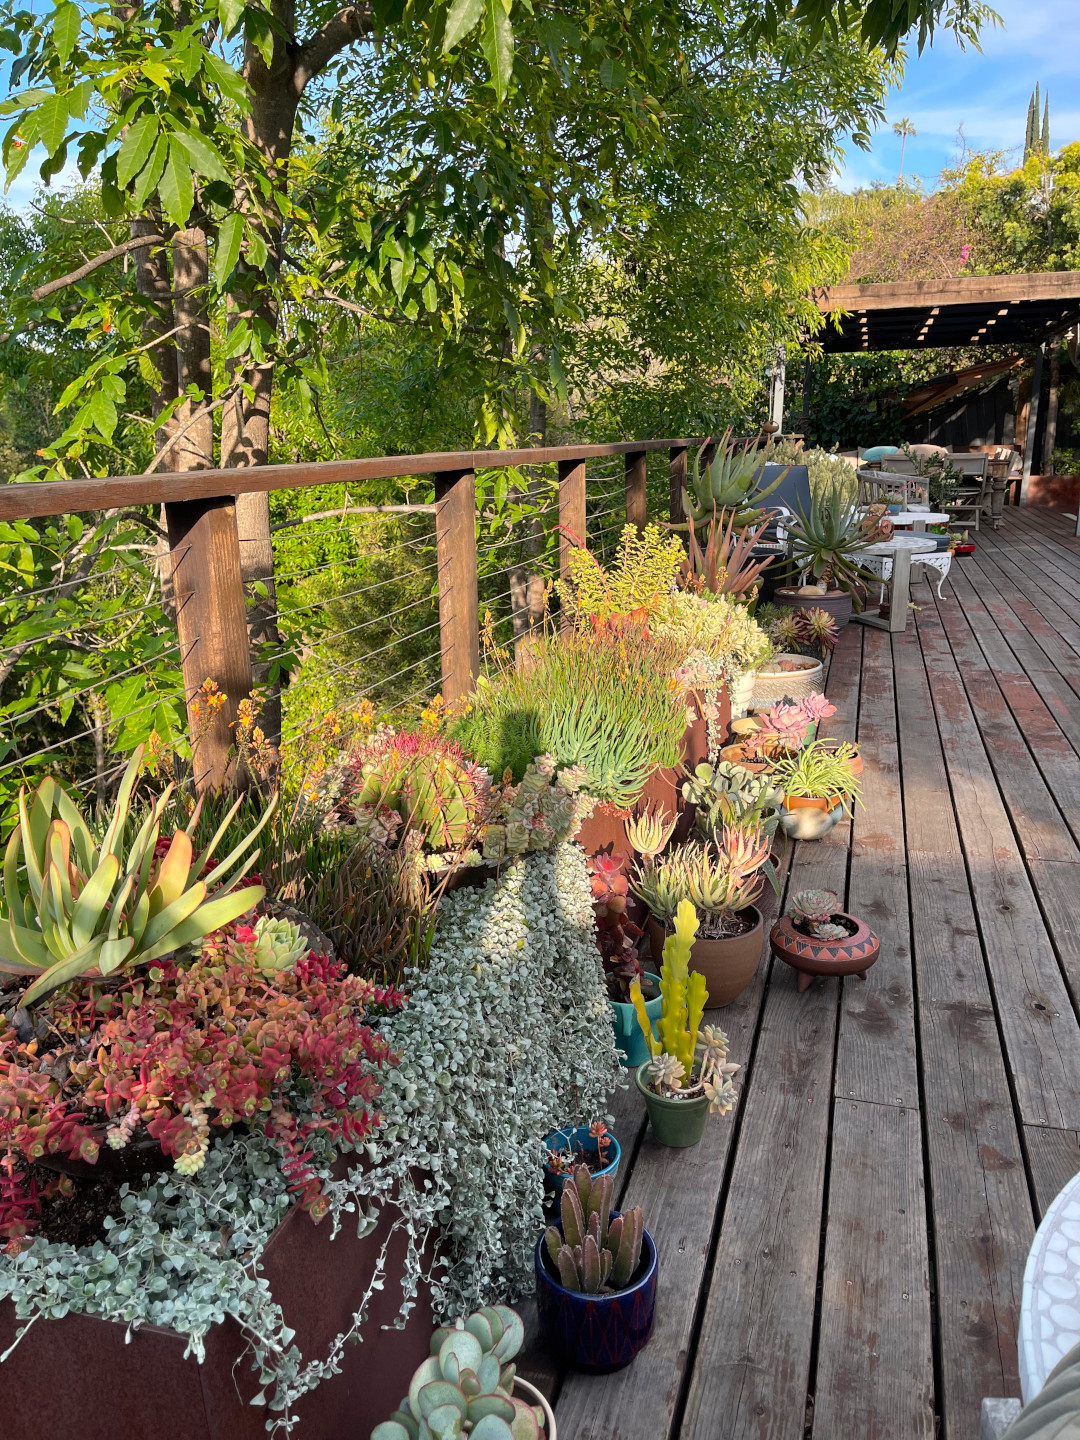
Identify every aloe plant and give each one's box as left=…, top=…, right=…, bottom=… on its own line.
left=0, top=747, right=271, bottom=1006
left=783, top=482, right=879, bottom=601
left=681, top=430, right=789, bottom=529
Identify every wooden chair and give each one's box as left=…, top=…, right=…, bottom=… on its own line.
left=945, top=453, right=990, bottom=531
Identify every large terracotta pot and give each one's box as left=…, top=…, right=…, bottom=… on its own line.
left=0, top=1173, right=435, bottom=1440
left=639, top=766, right=679, bottom=821
left=647, top=907, right=763, bottom=1007
left=718, top=743, right=772, bottom=776
left=683, top=688, right=731, bottom=769
left=770, top=911, right=880, bottom=994
left=773, top=586, right=853, bottom=628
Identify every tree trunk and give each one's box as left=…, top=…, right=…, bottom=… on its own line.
left=1043, top=343, right=1061, bottom=473
left=171, top=228, right=215, bottom=470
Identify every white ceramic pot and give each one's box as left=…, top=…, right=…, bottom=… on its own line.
left=778, top=802, right=843, bottom=840
left=516, top=1376, right=557, bottom=1439
left=750, top=654, right=823, bottom=707
left=729, top=671, right=755, bottom=719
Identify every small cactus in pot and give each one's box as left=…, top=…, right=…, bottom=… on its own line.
left=544, top=1164, right=644, bottom=1295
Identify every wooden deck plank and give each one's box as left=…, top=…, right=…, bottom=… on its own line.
left=1024, top=1125, right=1080, bottom=1219
left=892, top=623, right=1033, bottom=1436
left=911, top=602, right=1080, bottom=1129
left=676, top=632, right=860, bottom=1440
left=835, top=626, right=920, bottom=1107
left=812, top=1100, right=934, bottom=1440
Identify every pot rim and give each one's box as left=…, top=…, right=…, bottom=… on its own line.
left=535, top=1215, right=658, bottom=1301
left=542, top=1125, right=622, bottom=1180
left=514, top=1377, right=558, bottom=1440
left=633, top=1061, right=713, bottom=1111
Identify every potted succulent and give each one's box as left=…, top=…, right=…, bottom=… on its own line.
left=588, top=847, right=657, bottom=1067
left=632, top=825, right=774, bottom=1006
left=535, top=1164, right=657, bottom=1372
left=719, top=695, right=835, bottom=772
left=769, top=889, right=881, bottom=994
left=771, top=739, right=861, bottom=840
left=749, top=650, right=824, bottom=706
left=543, top=1121, right=620, bottom=1198
left=774, top=482, right=880, bottom=625
left=759, top=603, right=839, bottom=662
left=372, top=1305, right=555, bottom=1440
left=630, top=901, right=741, bottom=1147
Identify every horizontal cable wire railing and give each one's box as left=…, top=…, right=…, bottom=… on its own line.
left=0, top=437, right=699, bottom=805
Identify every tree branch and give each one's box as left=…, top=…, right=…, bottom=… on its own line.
left=294, top=2, right=375, bottom=92
left=31, top=235, right=167, bottom=302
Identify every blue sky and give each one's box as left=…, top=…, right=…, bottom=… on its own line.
left=837, top=0, right=1080, bottom=189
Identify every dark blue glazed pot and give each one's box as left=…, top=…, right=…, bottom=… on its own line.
left=534, top=1216, right=658, bottom=1373
left=542, top=1125, right=621, bottom=1197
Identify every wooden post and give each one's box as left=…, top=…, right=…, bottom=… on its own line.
left=1020, top=344, right=1045, bottom=505
left=434, top=469, right=480, bottom=705
left=1043, top=343, right=1061, bottom=474
left=165, top=497, right=254, bottom=793
left=669, top=445, right=688, bottom=526
left=558, top=457, right=587, bottom=582
left=625, top=450, right=647, bottom=532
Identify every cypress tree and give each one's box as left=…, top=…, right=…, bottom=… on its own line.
left=1025, top=89, right=1036, bottom=159
left=1042, top=93, right=1050, bottom=154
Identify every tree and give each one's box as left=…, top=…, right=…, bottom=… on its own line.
left=893, top=116, right=916, bottom=179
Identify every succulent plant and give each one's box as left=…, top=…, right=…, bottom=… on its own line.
left=544, top=1164, right=644, bottom=1295
left=632, top=834, right=771, bottom=927
left=480, top=759, right=584, bottom=863
left=791, top=890, right=848, bottom=939
left=625, top=807, right=676, bottom=861
left=371, top=1305, right=545, bottom=1440
left=248, top=915, right=308, bottom=974
left=351, top=731, right=491, bottom=853
left=588, top=851, right=643, bottom=1001
left=0, top=747, right=269, bottom=1007
left=681, top=761, right=781, bottom=847
left=681, top=430, right=789, bottom=529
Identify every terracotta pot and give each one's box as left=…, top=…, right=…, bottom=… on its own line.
left=0, top=1167, right=436, bottom=1440
left=639, top=766, right=679, bottom=821
left=813, top=739, right=863, bottom=777
left=647, top=907, right=763, bottom=1007
left=572, top=803, right=629, bottom=860
left=782, top=793, right=841, bottom=813
left=773, top=586, right=853, bottom=628
left=770, top=911, right=880, bottom=994
left=718, top=743, right=772, bottom=776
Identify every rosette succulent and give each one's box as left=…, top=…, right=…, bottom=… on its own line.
left=791, top=889, right=848, bottom=940
left=371, top=1305, right=546, bottom=1440
left=247, top=915, right=308, bottom=974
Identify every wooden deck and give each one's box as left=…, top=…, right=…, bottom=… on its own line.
left=527, top=506, right=1080, bottom=1440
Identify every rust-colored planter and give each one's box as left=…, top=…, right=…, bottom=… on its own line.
left=782, top=793, right=842, bottom=813
left=573, top=803, right=630, bottom=860
left=0, top=1184, right=434, bottom=1440
left=683, top=688, right=731, bottom=770
left=648, top=907, right=763, bottom=1007
left=770, top=912, right=880, bottom=994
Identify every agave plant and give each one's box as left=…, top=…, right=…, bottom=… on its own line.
left=683, top=509, right=775, bottom=598
left=681, top=430, right=789, bottom=529
left=0, top=747, right=271, bottom=1006
left=783, top=482, right=878, bottom=601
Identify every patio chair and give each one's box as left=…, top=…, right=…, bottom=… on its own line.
left=946, top=454, right=990, bottom=532
left=858, top=469, right=916, bottom=507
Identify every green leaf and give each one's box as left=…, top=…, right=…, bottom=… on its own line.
left=133, top=133, right=168, bottom=209
left=203, top=51, right=249, bottom=108
left=442, top=0, right=484, bottom=50
left=35, top=92, right=68, bottom=158
left=218, top=0, right=245, bottom=36
left=171, top=126, right=229, bottom=183
left=480, top=0, right=514, bottom=99
left=52, top=3, right=80, bottom=61
left=116, top=114, right=158, bottom=189
left=159, top=137, right=194, bottom=227
left=214, top=212, right=243, bottom=288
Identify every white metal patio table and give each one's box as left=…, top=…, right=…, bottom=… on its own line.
left=852, top=535, right=937, bottom=635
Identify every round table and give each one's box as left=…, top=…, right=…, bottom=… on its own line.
left=854, top=536, right=937, bottom=634
left=1020, top=1169, right=1080, bottom=1403
left=885, top=510, right=950, bottom=532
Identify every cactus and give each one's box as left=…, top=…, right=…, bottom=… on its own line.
left=543, top=1164, right=644, bottom=1295
left=353, top=732, right=491, bottom=853
left=371, top=1304, right=546, bottom=1440
left=680, top=431, right=789, bottom=530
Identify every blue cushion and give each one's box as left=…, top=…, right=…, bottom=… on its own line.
left=861, top=445, right=900, bottom=463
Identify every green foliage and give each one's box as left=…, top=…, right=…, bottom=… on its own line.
left=772, top=738, right=862, bottom=809
left=0, top=748, right=268, bottom=1006
left=681, top=435, right=788, bottom=529
left=453, top=629, right=686, bottom=807
left=557, top=523, right=684, bottom=625
left=480, top=758, right=585, bottom=864
left=784, top=483, right=878, bottom=598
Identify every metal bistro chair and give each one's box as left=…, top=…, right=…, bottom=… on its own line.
left=944, top=453, right=990, bottom=532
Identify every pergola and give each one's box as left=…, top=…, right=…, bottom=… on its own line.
left=806, top=271, right=1080, bottom=529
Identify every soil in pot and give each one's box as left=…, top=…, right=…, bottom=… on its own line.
left=28, top=1165, right=128, bottom=1246
left=535, top=1217, right=658, bottom=1372
left=773, top=586, right=853, bottom=627
left=634, top=1063, right=711, bottom=1147
left=647, top=907, right=763, bottom=1007
left=718, top=743, right=772, bottom=775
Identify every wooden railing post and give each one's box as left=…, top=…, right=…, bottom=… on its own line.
left=625, top=450, right=647, bottom=532
left=669, top=445, right=688, bottom=525
left=558, top=456, right=587, bottom=580
left=434, top=469, right=480, bottom=705
left=165, top=497, right=254, bottom=793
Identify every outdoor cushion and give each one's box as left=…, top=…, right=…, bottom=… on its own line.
left=860, top=445, right=900, bottom=463
left=1003, top=1342, right=1080, bottom=1438
left=908, top=443, right=949, bottom=461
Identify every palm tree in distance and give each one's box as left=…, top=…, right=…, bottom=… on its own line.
left=893, top=118, right=916, bottom=179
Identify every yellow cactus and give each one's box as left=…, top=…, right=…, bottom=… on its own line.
left=630, top=978, right=661, bottom=1058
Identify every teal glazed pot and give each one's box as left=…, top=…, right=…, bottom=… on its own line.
left=542, top=1125, right=621, bottom=1198
left=609, top=986, right=661, bottom=1068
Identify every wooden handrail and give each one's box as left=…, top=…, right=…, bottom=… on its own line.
left=0, top=438, right=703, bottom=522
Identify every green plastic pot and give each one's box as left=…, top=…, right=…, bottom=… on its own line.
left=610, top=990, right=662, bottom=1068
left=634, top=1063, right=711, bottom=1148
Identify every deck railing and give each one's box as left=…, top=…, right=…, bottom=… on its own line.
left=0, top=438, right=703, bottom=795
